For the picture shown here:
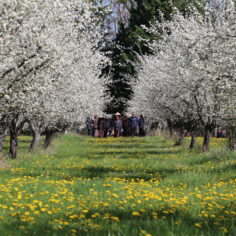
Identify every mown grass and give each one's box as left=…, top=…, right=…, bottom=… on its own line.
left=0, top=134, right=235, bottom=236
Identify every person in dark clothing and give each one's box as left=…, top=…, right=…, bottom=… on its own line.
left=217, top=128, right=223, bottom=138
left=86, top=116, right=93, bottom=136
left=122, top=115, right=130, bottom=137
left=98, top=117, right=105, bottom=138
left=139, top=114, right=146, bottom=137
left=103, top=117, right=111, bottom=138
left=129, top=112, right=139, bottom=137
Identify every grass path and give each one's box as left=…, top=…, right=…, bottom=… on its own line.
left=0, top=134, right=235, bottom=235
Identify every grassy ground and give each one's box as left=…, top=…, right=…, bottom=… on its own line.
left=0, top=134, right=235, bottom=236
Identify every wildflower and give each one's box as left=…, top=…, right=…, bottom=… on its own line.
left=219, top=227, right=228, bottom=233
left=111, top=216, right=120, bottom=222
left=132, top=211, right=141, bottom=216
left=194, top=223, right=202, bottom=228
left=91, top=213, right=100, bottom=218
left=175, top=220, right=181, bottom=225
left=152, top=212, right=158, bottom=219
left=140, top=229, right=152, bottom=236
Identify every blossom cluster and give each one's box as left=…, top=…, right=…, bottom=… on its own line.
left=129, top=0, right=236, bottom=150
left=0, top=0, right=110, bottom=157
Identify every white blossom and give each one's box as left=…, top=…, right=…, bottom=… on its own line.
left=129, top=0, right=236, bottom=135
left=0, top=0, right=109, bottom=130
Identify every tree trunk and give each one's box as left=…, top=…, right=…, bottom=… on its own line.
left=8, top=117, right=25, bottom=159
left=29, top=122, right=45, bottom=152
left=30, top=129, right=41, bottom=152
left=0, top=125, right=8, bottom=152
left=175, top=126, right=185, bottom=146
left=189, top=132, right=196, bottom=149
left=43, top=130, right=57, bottom=149
left=9, top=131, right=18, bottom=159
left=202, top=126, right=212, bottom=152
left=228, top=124, right=236, bottom=151
left=167, top=119, right=174, bottom=137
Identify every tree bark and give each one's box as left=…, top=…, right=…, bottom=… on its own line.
left=228, top=124, right=236, bottom=151
left=30, top=129, right=41, bottom=152
left=29, top=122, right=45, bottom=152
left=167, top=119, right=174, bottom=137
left=202, top=126, right=212, bottom=152
left=8, top=117, right=25, bottom=159
left=175, top=125, right=185, bottom=146
left=0, top=125, right=8, bottom=152
left=43, top=130, right=57, bottom=149
left=189, top=131, right=196, bottom=149
left=9, top=131, right=18, bottom=159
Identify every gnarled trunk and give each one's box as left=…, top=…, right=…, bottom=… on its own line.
left=9, top=131, right=18, bottom=159
left=228, top=124, right=236, bottom=151
left=189, top=131, right=196, bottom=149
left=30, top=130, right=41, bottom=152
left=8, top=117, right=25, bottom=159
left=167, top=119, right=174, bottom=137
left=175, top=125, right=185, bottom=146
left=29, top=122, right=45, bottom=152
left=43, top=129, right=57, bottom=149
left=202, top=126, right=212, bottom=152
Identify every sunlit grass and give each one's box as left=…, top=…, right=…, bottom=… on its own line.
left=0, top=134, right=235, bottom=235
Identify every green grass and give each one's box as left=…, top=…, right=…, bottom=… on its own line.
left=0, top=134, right=235, bottom=236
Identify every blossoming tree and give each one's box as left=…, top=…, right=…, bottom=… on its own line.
left=129, top=0, right=236, bottom=151
left=0, top=0, right=109, bottom=158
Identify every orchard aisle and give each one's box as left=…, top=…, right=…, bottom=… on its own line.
left=0, top=134, right=235, bottom=236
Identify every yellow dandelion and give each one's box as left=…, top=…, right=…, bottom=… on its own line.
left=219, top=227, right=228, bottom=233
left=111, top=216, right=120, bottom=222
left=132, top=211, right=141, bottom=216
left=194, top=223, right=202, bottom=228
left=213, top=222, right=220, bottom=225
left=175, top=220, right=181, bottom=225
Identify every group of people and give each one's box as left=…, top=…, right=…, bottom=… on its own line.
left=86, top=112, right=145, bottom=138
left=216, top=128, right=227, bottom=138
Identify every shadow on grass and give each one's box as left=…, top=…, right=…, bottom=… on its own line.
left=8, top=165, right=183, bottom=181
left=99, top=144, right=172, bottom=150
left=187, top=151, right=236, bottom=166
left=94, top=150, right=181, bottom=158
left=210, top=162, right=236, bottom=178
